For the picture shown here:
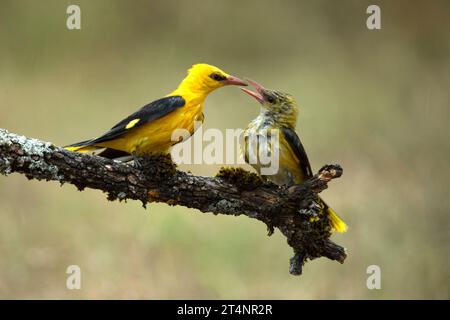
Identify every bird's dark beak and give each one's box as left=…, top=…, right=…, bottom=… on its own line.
left=223, top=75, right=247, bottom=86
left=240, top=78, right=265, bottom=104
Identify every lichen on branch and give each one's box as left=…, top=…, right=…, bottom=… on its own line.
left=0, top=128, right=346, bottom=275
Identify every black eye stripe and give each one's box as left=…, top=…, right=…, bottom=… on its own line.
left=210, top=73, right=226, bottom=81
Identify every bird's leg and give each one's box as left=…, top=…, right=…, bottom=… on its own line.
left=132, top=154, right=158, bottom=178
left=132, top=154, right=146, bottom=169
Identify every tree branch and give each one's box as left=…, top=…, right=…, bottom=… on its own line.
left=0, top=128, right=346, bottom=275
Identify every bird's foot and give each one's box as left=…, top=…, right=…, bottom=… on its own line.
left=132, top=155, right=147, bottom=170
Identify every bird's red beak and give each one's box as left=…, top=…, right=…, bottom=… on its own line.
left=240, top=79, right=266, bottom=104
left=223, top=75, right=248, bottom=86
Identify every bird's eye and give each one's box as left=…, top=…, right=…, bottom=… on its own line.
left=266, top=96, right=275, bottom=103
left=210, top=73, right=226, bottom=81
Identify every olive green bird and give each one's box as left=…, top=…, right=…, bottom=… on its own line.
left=240, top=79, right=347, bottom=233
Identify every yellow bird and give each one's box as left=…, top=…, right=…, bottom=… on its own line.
left=65, top=64, right=247, bottom=159
left=241, top=79, right=347, bottom=233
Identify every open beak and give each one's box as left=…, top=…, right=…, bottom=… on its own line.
left=240, top=78, right=266, bottom=104
left=224, top=75, right=248, bottom=86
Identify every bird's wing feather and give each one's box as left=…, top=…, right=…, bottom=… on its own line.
left=68, top=95, right=185, bottom=147
left=281, top=127, right=313, bottom=178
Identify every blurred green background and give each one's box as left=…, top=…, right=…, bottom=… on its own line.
left=0, top=0, right=449, bottom=299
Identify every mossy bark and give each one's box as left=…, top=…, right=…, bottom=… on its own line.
left=0, top=128, right=346, bottom=275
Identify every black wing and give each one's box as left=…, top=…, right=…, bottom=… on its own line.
left=67, top=95, right=185, bottom=147
left=281, top=127, right=313, bottom=178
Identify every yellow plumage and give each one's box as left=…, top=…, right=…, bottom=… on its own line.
left=279, top=133, right=347, bottom=233
left=241, top=80, right=347, bottom=233
left=65, top=64, right=246, bottom=158
left=65, top=145, right=98, bottom=153
left=327, top=206, right=347, bottom=233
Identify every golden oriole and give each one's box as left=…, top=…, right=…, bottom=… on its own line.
left=241, top=79, right=347, bottom=233
left=65, top=64, right=247, bottom=159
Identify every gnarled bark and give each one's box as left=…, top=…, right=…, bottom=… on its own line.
left=0, top=128, right=346, bottom=275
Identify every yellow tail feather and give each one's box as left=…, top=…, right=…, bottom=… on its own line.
left=65, top=145, right=100, bottom=153
left=326, top=206, right=348, bottom=233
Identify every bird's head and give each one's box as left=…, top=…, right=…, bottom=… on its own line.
left=182, top=63, right=247, bottom=93
left=241, top=79, right=298, bottom=127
